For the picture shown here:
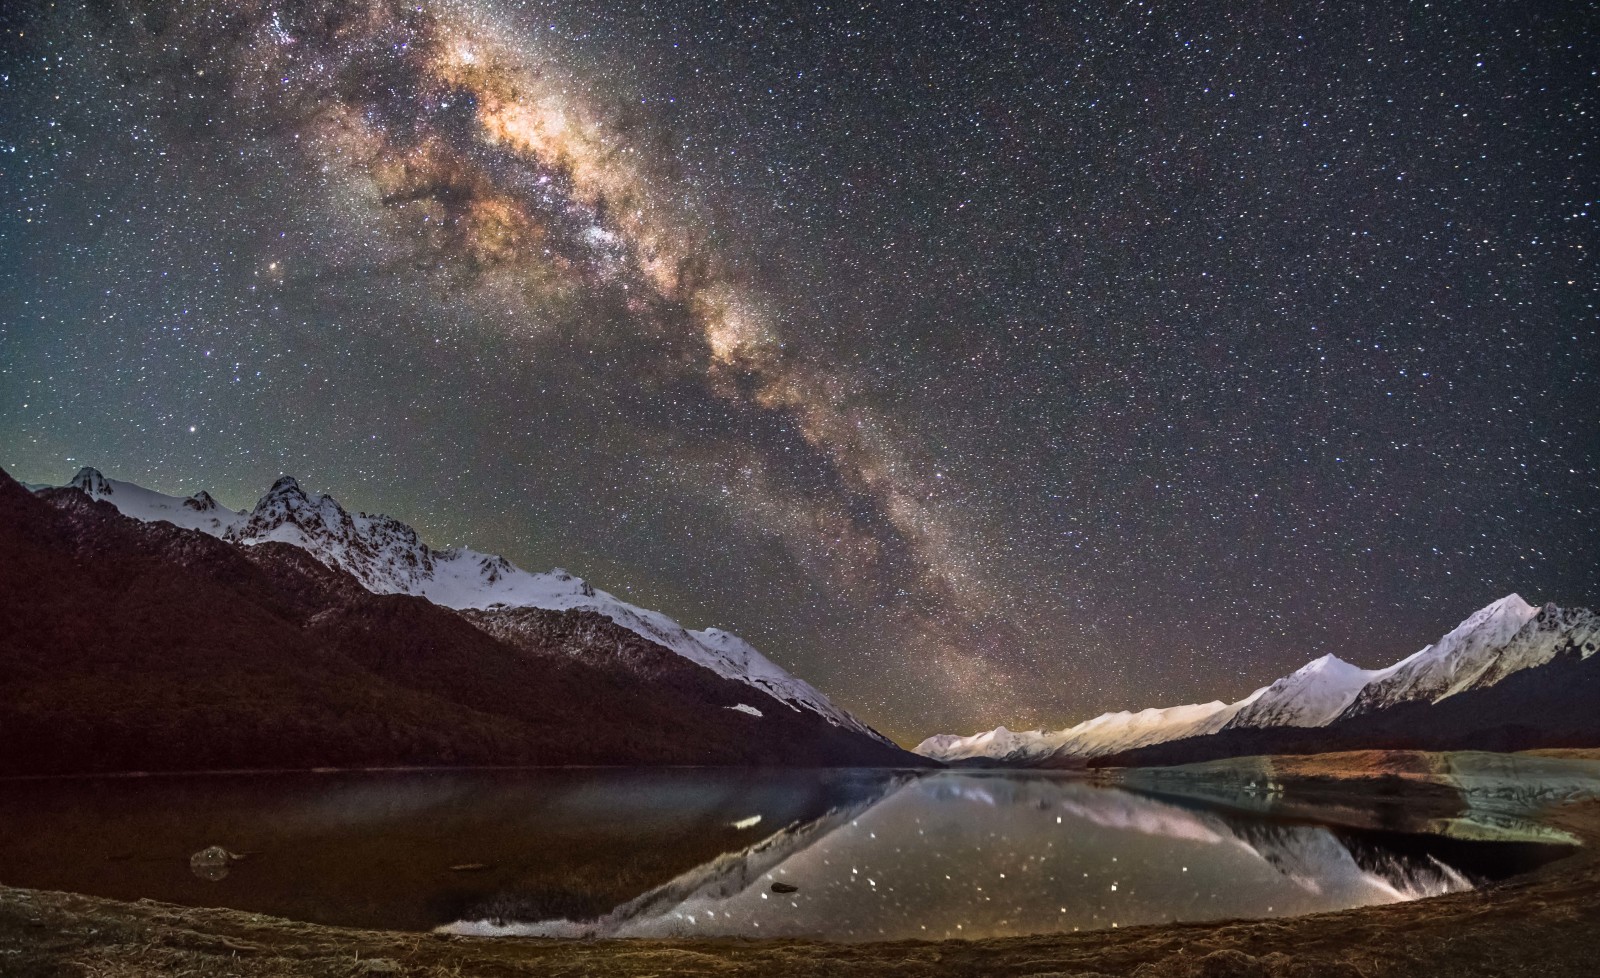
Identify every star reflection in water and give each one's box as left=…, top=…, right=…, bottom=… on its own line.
left=447, top=771, right=1533, bottom=941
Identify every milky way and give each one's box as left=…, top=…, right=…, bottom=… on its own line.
left=231, top=0, right=1019, bottom=705
left=1, top=0, right=1596, bottom=740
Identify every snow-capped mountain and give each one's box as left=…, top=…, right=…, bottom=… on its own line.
left=6, top=466, right=919, bottom=772
left=916, top=594, right=1598, bottom=765
left=1221, top=654, right=1383, bottom=731
left=1044, top=701, right=1241, bottom=761
left=61, top=467, right=246, bottom=537
left=915, top=726, right=1050, bottom=765
left=1338, top=594, right=1540, bottom=718
left=49, top=468, right=883, bottom=743
left=918, top=701, right=1239, bottom=764
left=1457, top=604, right=1600, bottom=693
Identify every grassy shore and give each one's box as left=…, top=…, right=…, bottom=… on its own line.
left=4, top=761, right=1599, bottom=977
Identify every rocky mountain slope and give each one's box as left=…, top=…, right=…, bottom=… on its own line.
left=52, top=467, right=882, bottom=742
left=1338, top=595, right=1541, bottom=717
left=0, top=468, right=919, bottom=774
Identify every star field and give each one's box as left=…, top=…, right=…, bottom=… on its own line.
left=1, top=0, right=1595, bottom=742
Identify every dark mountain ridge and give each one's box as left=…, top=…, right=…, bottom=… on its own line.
left=0, top=469, right=923, bottom=775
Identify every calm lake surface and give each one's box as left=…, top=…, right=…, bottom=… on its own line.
left=0, top=768, right=1577, bottom=940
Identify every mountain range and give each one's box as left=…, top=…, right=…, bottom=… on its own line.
left=917, top=594, right=1600, bottom=767
left=57, top=467, right=875, bottom=737
left=8, top=464, right=1597, bottom=776
left=0, top=467, right=918, bottom=774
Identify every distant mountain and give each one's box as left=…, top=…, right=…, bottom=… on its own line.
left=916, top=595, right=1599, bottom=766
left=53, top=467, right=882, bottom=742
left=1095, top=634, right=1600, bottom=768
left=917, top=701, right=1237, bottom=766
left=1, top=467, right=919, bottom=774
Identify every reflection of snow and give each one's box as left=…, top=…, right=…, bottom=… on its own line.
left=1354, top=851, right=1471, bottom=901
left=1225, top=822, right=1472, bottom=900
left=1052, top=793, right=1231, bottom=845
left=924, top=772, right=1237, bottom=846
left=1043, top=780, right=1472, bottom=901
left=442, top=772, right=1508, bottom=942
left=442, top=777, right=912, bottom=937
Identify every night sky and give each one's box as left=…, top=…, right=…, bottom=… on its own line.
left=1, top=0, right=1595, bottom=743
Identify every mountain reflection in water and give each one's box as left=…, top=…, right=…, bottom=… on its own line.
left=445, top=772, right=1563, bottom=941
left=0, top=768, right=1574, bottom=938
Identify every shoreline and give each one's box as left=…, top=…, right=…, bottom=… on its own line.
left=0, top=762, right=944, bottom=783
left=4, top=756, right=1600, bottom=976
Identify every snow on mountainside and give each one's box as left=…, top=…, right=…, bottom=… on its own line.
left=1222, top=654, right=1384, bottom=731
left=47, top=468, right=883, bottom=743
left=916, top=726, right=1045, bottom=765
left=917, top=593, right=1595, bottom=764
left=61, top=467, right=246, bottom=537
left=1460, top=604, right=1600, bottom=693
left=1042, top=701, right=1239, bottom=760
left=1338, top=594, right=1540, bottom=718
left=917, top=701, right=1238, bottom=764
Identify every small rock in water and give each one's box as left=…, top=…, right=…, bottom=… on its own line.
left=189, top=845, right=238, bottom=882
left=450, top=863, right=490, bottom=872
left=770, top=881, right=799, bottom=894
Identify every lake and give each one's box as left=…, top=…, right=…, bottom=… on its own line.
left=0, top=768, right=1577, bottom=941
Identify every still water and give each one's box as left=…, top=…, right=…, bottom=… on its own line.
left=0, top=768, right=1575, bottom=940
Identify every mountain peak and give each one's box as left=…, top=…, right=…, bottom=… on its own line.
left=1337, top=594, right=1543, bottom=719
left=54, top=469, right=244, bottom=536
left=1488, top=593, right=1535, bottom=617
left=917, top=593, right=1589, bottom=765
left=266, top=475, right=306, bottom=497
left=69, top=467, right=112, bottom=495
left=183, top=491, right=220, bottom=512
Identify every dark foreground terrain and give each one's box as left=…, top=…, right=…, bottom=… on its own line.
left=3, top=784, right=1598, bottom=977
